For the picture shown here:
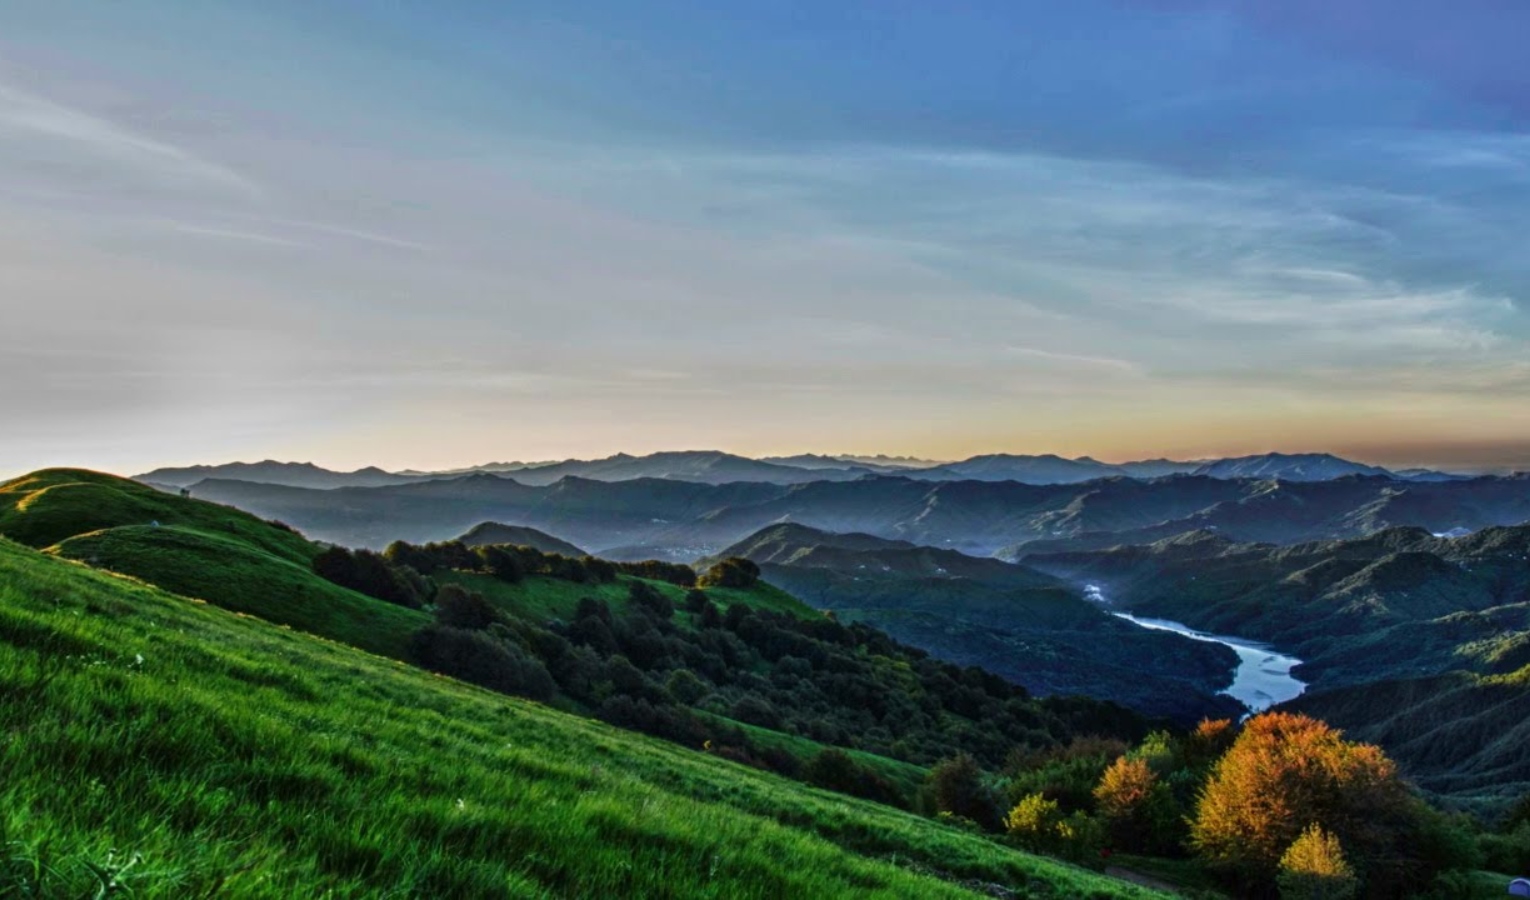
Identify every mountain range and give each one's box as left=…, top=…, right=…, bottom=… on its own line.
left=180, top=468, right=1530, bottom=562
left=136, top=450, right=1477, bottom=492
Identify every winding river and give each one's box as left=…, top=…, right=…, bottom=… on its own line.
left=1086, top=585, right=1306, bottom=711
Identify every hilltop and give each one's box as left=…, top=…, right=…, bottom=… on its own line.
left=456, top=521, right=588, bottom=556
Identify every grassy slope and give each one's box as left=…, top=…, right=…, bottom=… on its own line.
left=0, top=538, right=1159, bottom=899
left=0, top=469, right=426, bottom=659
left=0, top=469, right=312, bottom=564
left=441, top=569, right=816, bottom=624
left=50, top=525, right=426, bottom=659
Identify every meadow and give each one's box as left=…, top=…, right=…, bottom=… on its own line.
left=0, top=536, right=1161, bottom=898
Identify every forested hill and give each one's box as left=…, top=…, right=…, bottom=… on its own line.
left=1026, top=524, right=1530, bottom=813
left=707, top=523, right=1243, bottom=723
left=0, top=469, right=1156, bottom=806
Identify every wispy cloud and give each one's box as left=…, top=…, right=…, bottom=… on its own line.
left=1006, top=346, right=1145, bottom=377
left=0, top=81, right=259, bottom=197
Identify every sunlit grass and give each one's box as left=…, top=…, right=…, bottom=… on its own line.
left=0, top=538, right=1162, bottom=898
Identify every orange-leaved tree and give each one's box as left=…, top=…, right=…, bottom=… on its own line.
left=1094, top=755, right=1180, bottom=854
left=1277, top=824, right=1358, bottom=900
left=1189, top=712, right=1414, bottom=893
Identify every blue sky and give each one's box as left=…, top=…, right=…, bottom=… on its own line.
left=2, top=0, right=1527, bottom=473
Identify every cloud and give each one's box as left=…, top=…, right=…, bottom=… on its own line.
left=1006, top=346, right=1145, bottom=377
left=518, top=139, right=1526, bottom=375
left=0, top=80, right=259, bottom=197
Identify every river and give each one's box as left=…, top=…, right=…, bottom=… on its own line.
left=1085, top=585, right=1306, bottom=712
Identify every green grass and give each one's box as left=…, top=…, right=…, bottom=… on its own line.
left=716, top=717, right=932, bottom=800
left=49, top=525, right=427, bottom=659
left=1458, top=870, right=1516, bottom=899
left=0, top=537, right=1163, bottom=899
left=0, top=468, right=432, bottom=657
left=440, top=569, right=816, bottom=624
left=0, top=469, right=313, bottom=564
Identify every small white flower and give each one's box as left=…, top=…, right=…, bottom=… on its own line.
left=134, top=653, right=145, bottom=666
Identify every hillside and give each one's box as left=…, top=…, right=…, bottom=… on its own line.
left=457, top=521, right=588, bottom=556
left=709, top=525, right=1243, bottom=723
left=1025, top=525, right=1530, bottom=689
left=1290, top=668, right=1530, bottom=813
left=0, top=469, right=427, bottom=658
left=1025, top=525, right=1530, bottom=812
left=0, top=469, right=1159, bottom=806
left=0, top=536, right=1162, bottom=899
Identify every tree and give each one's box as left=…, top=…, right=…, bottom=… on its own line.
left=930, top=753, right=1001, bottom=831
left=664, top=669, right=709, bottom=705
left=1094, top=755, right=1178, bottom=854
left=698, top=557, right=761, bottom=589
left=1277, top=825, right=1357, bottom=900
left=434, top=584, right=498, bottom=630
left=1006, top=793, right=1066, bottom=852
left=1191, top=712, right=1414, bottom=892
left=628, top=580, right=674, bottom=620
left=475, top=545, right=523, bottom=583
left=683, top=589, right=710, bottom=614
left=1004, top=793, right=1105, bottom=864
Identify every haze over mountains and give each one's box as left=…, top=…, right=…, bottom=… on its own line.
left=175, top=460, right=1530, bottom=563
left=138, top=448, right=1488, bottom=493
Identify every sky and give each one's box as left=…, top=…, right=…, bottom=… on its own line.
left=2, top=0, right=1529, bottom=475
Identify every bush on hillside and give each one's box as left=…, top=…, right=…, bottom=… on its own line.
left=930, top=753, right=1002, bottom=831
left=434, top=584, right=499, bottom=630
left=1276, top=825, right=1357, bottom=900
left=698, top=557, right=760, bottom=589
left=312, top=545, right=427, bottom=608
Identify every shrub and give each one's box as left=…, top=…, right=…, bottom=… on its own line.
left=1277, top=825, right=1357, bottom=900
left=930, top=753, right=1001, bottom=831
left=434, top=585, right=499, bottom=630
left=664, top=669, right=709, bottom=706
left=407, top=625, right=555, bottom=701
left=698, top=558, right=761, bottom=589
left=1006, top=793, right=1066, bottom=851
left=1093, top=755, right=1179, bottom=854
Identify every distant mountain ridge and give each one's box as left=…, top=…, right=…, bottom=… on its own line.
left=136, top=460, right=431, bottom=490
left=136, top=449, right=1469, bottom=493
left=1189, top=452, right=1394, bottom=481
left=187, top=469, right=1530, bottom=561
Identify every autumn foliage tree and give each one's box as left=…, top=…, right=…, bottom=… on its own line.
left=1190, top=712, right=1414, bottom=895
left=1094, top=755, right=1179, bottom=854
left=1277, top=824, right=1358, bottom=900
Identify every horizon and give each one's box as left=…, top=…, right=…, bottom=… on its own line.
left=4, top=2, right=1528, bottom=477
left=14, top=443, right=1526, bottom=484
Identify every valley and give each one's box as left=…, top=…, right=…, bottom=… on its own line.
left=8, top=457, right=1530, bottom=897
